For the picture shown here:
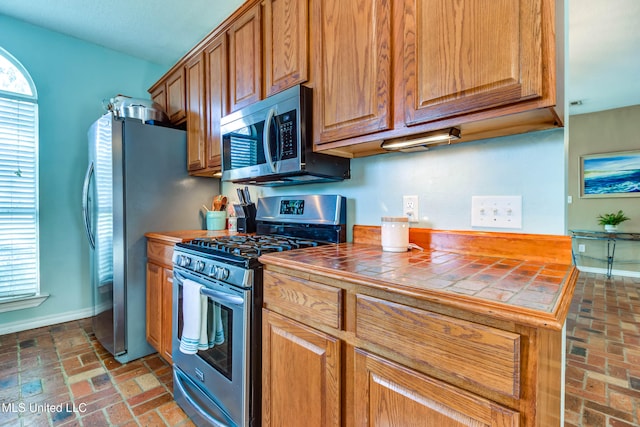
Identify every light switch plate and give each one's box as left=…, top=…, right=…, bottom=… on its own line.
left=471, top=196, right=522, bottom=229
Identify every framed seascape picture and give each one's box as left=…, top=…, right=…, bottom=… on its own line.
left=580, top=150, right=640, bottom=198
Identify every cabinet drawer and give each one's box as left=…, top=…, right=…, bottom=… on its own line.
left=146, top=240, right=174, bottom=267
left=356, top=294, right=520, bottom=398
left=264, top=271, right=342, bottom=330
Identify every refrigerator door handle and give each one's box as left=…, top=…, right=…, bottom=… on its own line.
left=82, top=162, right=95, bottom=249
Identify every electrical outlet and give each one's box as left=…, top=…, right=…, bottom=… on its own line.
left=403, top=195, right=419, bottom=222
left=471, top=196, right=522, bottom=229
left=578, top=244, right=586, bottom=253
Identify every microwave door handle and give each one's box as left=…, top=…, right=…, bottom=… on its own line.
left=263, top=107, right=278, bottom=173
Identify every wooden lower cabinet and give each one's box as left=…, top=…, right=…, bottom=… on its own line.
left=145, top=262, right=162, bottom=351
left=353, top=349, right=519, bottom=427
left=262, top=266, right=565, bottom=427
left=262, top=309, right=341, bottom=427
left=145, top=239, right=175, bottom=364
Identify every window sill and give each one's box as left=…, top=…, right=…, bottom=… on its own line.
left=0, top=294, right=49, bottom=313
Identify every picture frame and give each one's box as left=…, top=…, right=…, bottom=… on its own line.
left=580, top=150, right=640, bottom=198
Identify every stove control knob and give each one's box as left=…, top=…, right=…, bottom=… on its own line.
left=210, top=266, right=229, bottom=280
left=217, top=267, right=229, bottom=280
left=195, top=260, right=206, bottom=272
left=178, top=255, right=191, bottom=268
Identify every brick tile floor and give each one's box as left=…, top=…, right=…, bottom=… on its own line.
left=1, top=270, right=638, bottom=426
left=0, top=318, right=192, bottom=427
left=565, top=272, right=640, bottom=427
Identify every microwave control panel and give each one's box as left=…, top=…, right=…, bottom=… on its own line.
left=278, top=110, right=297, bottom=160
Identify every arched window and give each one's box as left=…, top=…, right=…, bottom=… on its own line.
left=0, top=47, right=40, bottom=307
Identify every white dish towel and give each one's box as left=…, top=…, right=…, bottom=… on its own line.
left=210, top=303, right=225, bottom=347
left=179, top=279, right=205, bottom=354
left=198, top=297, right=226, bottom=350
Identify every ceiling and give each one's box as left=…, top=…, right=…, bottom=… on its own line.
left=0, top=0, right=244, bottom=65
left=0, top=0, right=638, bottom=116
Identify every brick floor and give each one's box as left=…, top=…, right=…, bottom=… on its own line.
left=0, top=270, right=638, bottom=426
left=0, top=318, right=192, bottom=427
left=565, top=272, right=640, bottom=427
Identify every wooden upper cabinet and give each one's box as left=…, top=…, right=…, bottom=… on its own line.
left=263, top=0, right=309, bottom=96
left=403, top=0, right=546, bottom=126
left=229, top=4, right=262, bottom=112
left=150, top=84, right=166, bottom=113
left=313, top=0, right=392, bottom=143
left=185, top=54, right=206, bottom=172
left=149, top=67, right=186, bottom=124
left=166, top=68, right=187, bottom=123
left=205, top=33, right=227, bottom=170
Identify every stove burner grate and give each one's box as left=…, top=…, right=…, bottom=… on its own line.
left=182, top=235, right=321, bottom=259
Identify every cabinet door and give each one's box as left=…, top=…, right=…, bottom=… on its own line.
left=354, top=349, right=519, bottom=427
left=229, top=4, right=262, bottom=112
left=313, top=0, right=392, bottom=143
left=263, top=0, right=309, bottom=96
left=262, top=310, right=340, bottom=427
left=150, top=84, right=167, bottom=114
left=161, top=268, right=174, bottom=364
left=403, top=0, right=545, bottom=125
left=204, top=34, right=227, bottom=170
left=145, top=262, right=162, bottom=352
left=166, top=68, right=186, bottom=123
left=186, top=54, right=206, bottom=172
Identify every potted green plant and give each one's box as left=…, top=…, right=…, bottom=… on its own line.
left=597, top=210, right=630, bottom=232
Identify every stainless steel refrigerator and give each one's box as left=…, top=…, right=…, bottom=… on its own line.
left=82, top=113, right=216, bottom=363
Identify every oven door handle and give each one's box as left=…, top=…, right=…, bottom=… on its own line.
left=174, top=270, right=245, bottom=306
left=200, top=288, right=244, bottom=306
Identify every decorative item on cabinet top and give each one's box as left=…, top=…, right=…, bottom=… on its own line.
left=103, top=95, right=168, bottom=124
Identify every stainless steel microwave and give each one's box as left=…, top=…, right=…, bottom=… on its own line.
left=220, top=85, right=350, bottom=186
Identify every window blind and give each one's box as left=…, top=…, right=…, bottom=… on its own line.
left=0, top=96, right=38, bottom=299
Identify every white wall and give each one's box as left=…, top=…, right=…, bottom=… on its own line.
left=223, top=128, right=567, bottom=241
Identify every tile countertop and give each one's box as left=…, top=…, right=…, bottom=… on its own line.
left=145, top=229, right=236, bottom=244
left=259, top=227, right=579, bottom=330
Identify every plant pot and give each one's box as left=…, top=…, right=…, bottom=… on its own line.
left=604, top=224, right=618, bottom=232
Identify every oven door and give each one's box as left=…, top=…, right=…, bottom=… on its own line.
left=172, top=267, right=250, bottom=427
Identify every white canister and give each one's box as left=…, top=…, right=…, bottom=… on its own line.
left=381, top=216, right=409, bottom=252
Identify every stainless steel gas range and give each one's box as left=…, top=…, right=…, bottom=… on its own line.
left=171, top=194, right=347, bottom=427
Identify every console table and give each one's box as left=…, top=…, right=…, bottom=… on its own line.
left=569, top=230, right=640, bottom=278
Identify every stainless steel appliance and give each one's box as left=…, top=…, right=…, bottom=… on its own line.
left=82, top=113, right=215, bottom=363
left=172, top=194, right=347, bottom=427
left=220, top=85, right=350, bottom=186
